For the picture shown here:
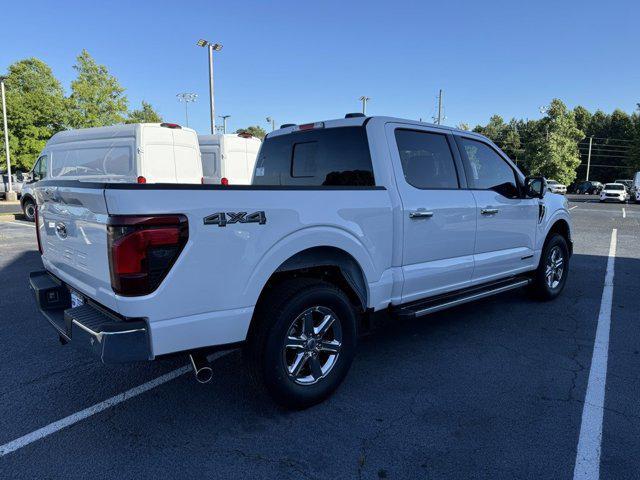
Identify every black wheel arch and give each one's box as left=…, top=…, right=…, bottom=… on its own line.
left=257, top=246, right=369, bottom=314
left=546, top=219, right=572, bottom=257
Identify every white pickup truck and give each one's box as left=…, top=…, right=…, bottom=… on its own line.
left=30, top=115, right=572, bottom=408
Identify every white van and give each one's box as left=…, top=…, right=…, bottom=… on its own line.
left=633, top=171, right=640, bottom=202
left=198, top=133, right=261, bottom=185
left=20, top=123, right=203, bottom=220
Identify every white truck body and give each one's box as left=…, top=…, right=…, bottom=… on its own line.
left=30, top=115, right=572, bottom=405
left=198, top=134, right=261, bottom=185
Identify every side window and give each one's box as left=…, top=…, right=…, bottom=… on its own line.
left=33, top=156, right=47, bottom=179
left=395, top=130, right=459, bottom=189
left=460, top=138, right=519, bottom=197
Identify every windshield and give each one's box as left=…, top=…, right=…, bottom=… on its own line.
left=605, top=184, right=624, bottom=190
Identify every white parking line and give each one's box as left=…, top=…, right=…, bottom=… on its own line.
left=0, top=350, right=232, bottom=457
left=573, top=228, right=617, bottom=480
left=569, top=205, right=579, bottom=211
left=8, top=221, right=35, bottom=228
left=622, top=208, right=626, bottom=219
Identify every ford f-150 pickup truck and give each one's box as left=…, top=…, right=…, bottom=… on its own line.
left=30, top=115, right=572, bottom=408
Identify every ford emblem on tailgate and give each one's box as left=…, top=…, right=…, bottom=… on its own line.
left=55, top=222, right=68, bottom=239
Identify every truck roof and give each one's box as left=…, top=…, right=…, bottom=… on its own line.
left=47, top=123, right=197, bottom=146
left=198, top=134, right=262, bottom=146
left=266, top=115, right=487, bottom=141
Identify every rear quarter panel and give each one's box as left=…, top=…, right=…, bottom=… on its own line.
left=104, top=187, right=393, bottom=351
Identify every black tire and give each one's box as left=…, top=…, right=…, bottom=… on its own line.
left=22, top=197, right=36, bottom=222
left=530, top=233, right=569, bottom=301
left=244, top=278, right=358, bottom=409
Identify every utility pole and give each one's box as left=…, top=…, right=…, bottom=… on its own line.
left=0, top=77, right=14, bottom=198
left=359, top=96, right=370, bottom=115
left=436, top=89, right=443, bottom=125
left=197, top=39, right=223, bottom=134
left=219, top=115, right=230, bottom=134
left=266, top=116, right=275, bottom=132
left=176, top=92, right=197, bottom=127
left=586, top=136, right=593, bottom=181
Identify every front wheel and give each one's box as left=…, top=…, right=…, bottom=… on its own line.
left=530, top=234, right=569, bottom=300
left=244, top=278, right=358, bottom=409
left=22, top=198, right=36, bottom=222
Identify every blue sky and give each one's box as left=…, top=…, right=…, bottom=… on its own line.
left=1, top=0, right=638, bottom=134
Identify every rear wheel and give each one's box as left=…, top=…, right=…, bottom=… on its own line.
left=531, top=233, right=569, bottom=300
left=22, top=198, right=36, bottom=222
left=245, top=278, right=358, bottom=409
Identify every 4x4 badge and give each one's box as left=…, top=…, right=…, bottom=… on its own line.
left=203, top=211, right=266, bottom=227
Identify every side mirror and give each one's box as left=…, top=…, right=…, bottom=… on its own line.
left=525, top=176, right=546, bottom=199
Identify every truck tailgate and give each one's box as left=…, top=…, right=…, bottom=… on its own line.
left=36, top=184, right=117, bottom=311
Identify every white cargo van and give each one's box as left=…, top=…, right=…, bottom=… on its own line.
left=198, top=133, right=261, bottom=185
left=21, top=123, right=203, bottom=220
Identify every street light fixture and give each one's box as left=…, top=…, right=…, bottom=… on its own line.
left=218, top=115, right=230, bottom=134
left=196, top=39, right=223, bottom=134
left=359, top=96, right=370, bottom=115
left=266, top=116, right=275, bottom=132
left=176, top=92, right=198, bottom=127
left=0, top=76, right=14, bottom=197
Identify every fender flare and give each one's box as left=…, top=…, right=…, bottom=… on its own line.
left=242, top=226, right=379, bottom=309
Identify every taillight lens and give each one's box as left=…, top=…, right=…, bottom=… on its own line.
left=34, top=205, right=43, bottom=254
left=221, top=177, right=229, bottom=186
left=107, top=215, right=188, bottom=296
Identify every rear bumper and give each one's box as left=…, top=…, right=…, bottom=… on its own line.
left=29, top=270, right=152, bottom=363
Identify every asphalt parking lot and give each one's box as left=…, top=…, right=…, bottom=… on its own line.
left=1, top=196, right=639, bottom=479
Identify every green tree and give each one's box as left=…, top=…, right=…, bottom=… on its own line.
left=236, top=125, right=266, bottom=140
left=126, top=101, right=162, bottom=123
left=573, top=106, right=592, bottom=134
left=525, top=99, right=583, bottom=185
left=68, top=50, right=128, bottom=128
left=0, top=58, right=66, bottom=171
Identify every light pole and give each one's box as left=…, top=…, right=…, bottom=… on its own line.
left=219, top=115, right=230, bottom=134
left=0, top=76, right=13, bottom=198
left=176, top=92, right=197, bottom=127
left=266, top=116, right=275, bottom=131
left=359, top=96, right=370, bottom=115
left=196, top=39, right=223, bottom=134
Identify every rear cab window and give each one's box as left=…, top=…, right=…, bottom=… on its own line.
left=253, top=126, right=375, bottom=186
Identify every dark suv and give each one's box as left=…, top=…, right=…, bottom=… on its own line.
left=573, top=181, right=603, bottom=194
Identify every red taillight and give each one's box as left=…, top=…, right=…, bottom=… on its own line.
left=34, top=206, right=43, bottom=254
left=107, top=215, right=188, bottom=296
left=220, top=177, right=229, bottom=186
left=137, top=176, right=147, bottom=184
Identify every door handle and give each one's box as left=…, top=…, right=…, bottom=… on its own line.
left=409, top=210, right=434, bottom=219
left=481, top=208, right=499, bottom=215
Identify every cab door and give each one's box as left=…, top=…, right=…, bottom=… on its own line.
left=455, top=136, right=539, bottom=283
left=386, top=124, right=477, bottom=304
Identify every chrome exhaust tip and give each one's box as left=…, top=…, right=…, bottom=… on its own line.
left=189, top=353, right=213, bottom=384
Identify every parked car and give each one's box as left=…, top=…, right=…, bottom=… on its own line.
left=633, top=172, right=640, bottom=203
left=573, top=180, right=603, bottom=195
left=546, top=179, right=567, bottom=194
left=20, top=122, right=203, bottom=221
left=599, top=183, right=629, bottom=203
left=29, top=115, right=572, bottom=408
left=614, top=179, right=633, bottom=191
left=0, top=172, right=23, bottom=199
left=199, top=133, right=261, bottom=185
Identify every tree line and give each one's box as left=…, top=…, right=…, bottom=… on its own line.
left=468, top=99, right=640, bottom=185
